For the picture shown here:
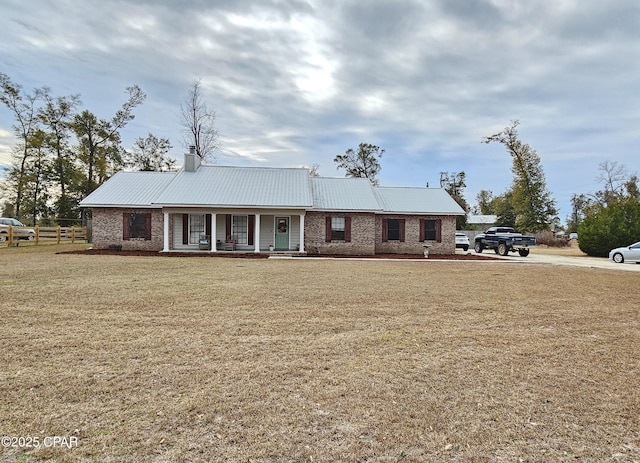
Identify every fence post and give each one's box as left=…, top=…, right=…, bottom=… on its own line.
left=71, top=227, right=76, bottom=243
left=56, top=226, right=61, bottom=244
left=35, top=226, right=40, bottom=244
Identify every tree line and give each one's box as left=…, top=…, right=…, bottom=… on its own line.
left=0, top=74, right=218, bottom=225
left=474, top=124, right=639, bottom=256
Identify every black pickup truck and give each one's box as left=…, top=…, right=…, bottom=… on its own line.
left=473, top=226, right=536, bottom=257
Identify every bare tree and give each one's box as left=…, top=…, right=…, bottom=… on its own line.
left=596, top=161, right=628, bottom=204
left=179, top=79, right=219, bottom=161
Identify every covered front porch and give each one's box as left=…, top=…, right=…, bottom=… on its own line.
left=161, top=209, right=306, bottom=253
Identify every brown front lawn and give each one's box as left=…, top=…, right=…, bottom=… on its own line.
left=0, top=244, right=638, bottom=462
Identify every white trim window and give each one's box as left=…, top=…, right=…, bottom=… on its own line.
left=189, top=214, right=206, bottom=244
left=331, top=217, right=345, bottom=241
left=233, top=215, right=248, bottom=245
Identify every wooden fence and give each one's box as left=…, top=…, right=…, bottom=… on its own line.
left=0, top=226, right=88, bottom=246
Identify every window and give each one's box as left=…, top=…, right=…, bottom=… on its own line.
left=129, top=214, right=146, bottom=239
left=325, top=216, right=351, bottom=242
left=387, top=219, right=400, bottom=241
left=424, top=219, right=437, bottom=241
left=331, top=217, right=345, bottom=240
left=189, top=214, right=205, bottom=244
left=233, top=215, right=248, bottom=245
left=420, top=219, right=441, bottom=242
left=382, top=218, right=405, bottom=242
left=123, top=212, right=151, bottom=240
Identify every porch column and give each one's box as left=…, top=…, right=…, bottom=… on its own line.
left=254, top=213, right=261, bottom=252
left=210, top=213, right=217, bottom=252
left=299, top=213, right=305, bottom=252
left=163, top=212, right=169, bottom=252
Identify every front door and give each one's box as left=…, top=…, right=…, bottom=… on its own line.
left=275, top=217, right=289, bottom=250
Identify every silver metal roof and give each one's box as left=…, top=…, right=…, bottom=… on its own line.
left=310, top=177, right=381, bottom=211
left=79, top=171, right=175, bottom=208
left=154, top=165, right=313, bottom=208
left=80, top=166, right=464, bottom=216
left=468, top=214, right=498, bottom=224
left=374, top=187, right=466, bottom=215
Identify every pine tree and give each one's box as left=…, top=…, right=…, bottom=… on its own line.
left=483, top=120, right=557, bottom=232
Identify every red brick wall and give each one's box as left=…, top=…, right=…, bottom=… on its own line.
left=375, top=215, right=457, bottom=255
left=92, top=208, right=164, bottom=251
left=304, top=212, right=376, bottom=255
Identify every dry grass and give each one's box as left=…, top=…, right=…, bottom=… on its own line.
left=1, top=244, right=638, bottom=462
left=532, top=240, right=587, bottom=257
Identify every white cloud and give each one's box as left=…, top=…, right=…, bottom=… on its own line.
left=0, top=128, right=14, bottom=167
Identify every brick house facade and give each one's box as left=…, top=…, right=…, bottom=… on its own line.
left=304, top=212, right=376, bottom=255
left=374, top=215, right=456, bottom=255
left=92, top=208, right=164, bottom=251
left=80, top=160, right=465, bottom=255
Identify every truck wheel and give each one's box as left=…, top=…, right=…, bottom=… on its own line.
left=498, top=243, right=509, bottom=256
left=474, top=242, right=483, bottom=253
left=462, top=245, right=468, bottom=251
left=518, top=248, right=530, bottom=257
left=0, top=234, right=6, bottom=242
left=494, top=248, right=500, bottom=254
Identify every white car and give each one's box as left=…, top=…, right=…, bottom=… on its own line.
left=609, top=241, right=640, bottom=264
left=0, top=217, right=36, bottom=241
left=455, top=232, right=470, bottom=251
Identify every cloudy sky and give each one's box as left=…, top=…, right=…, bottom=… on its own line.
left=1, top=0, right=639, bottom=220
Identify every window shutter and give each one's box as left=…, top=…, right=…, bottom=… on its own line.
left=205, top=214, right=212, bottom=239
left=399, top=219, right=405, bottom=242
left=182, top=214, right=188, bottom=245
left=248, top=215, right=255, bottom=246
left=382, top=218, right=388, bottom=242
left=123, top=213, right=130, bottom=240
left=325, top=216, right=332, bottom=242
left=225, top=215, right=231, bottom=239
left=419, top=219, right=425, bottom=242
left=436, top=218, right=442, bottom=243
left=145, top=213, right=152, bottom=241
left=344, top=216, right=351, bottom=242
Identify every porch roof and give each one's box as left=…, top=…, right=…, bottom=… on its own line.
left=153, top=165, right=313, bottom=208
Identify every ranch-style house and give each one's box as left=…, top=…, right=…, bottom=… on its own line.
left=79, top=150, right=465, bottom=255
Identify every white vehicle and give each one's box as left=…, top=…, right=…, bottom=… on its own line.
left=0, top=217, right=36, bottom=242
left=609, top=241, right=640, bottom=264
left=455, top=232, right=470, bottom=251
